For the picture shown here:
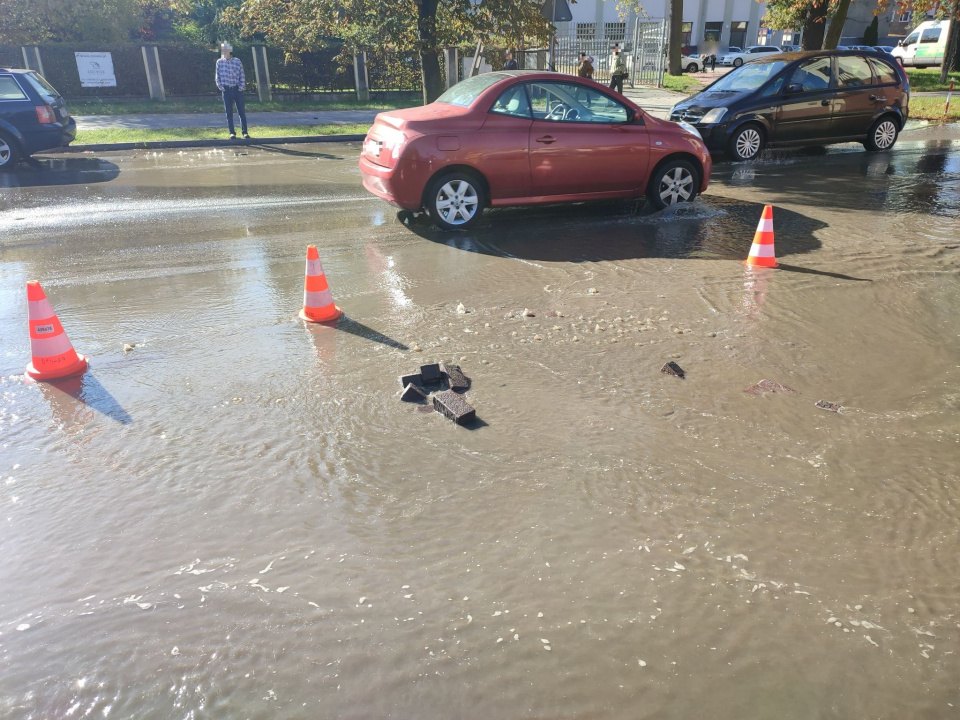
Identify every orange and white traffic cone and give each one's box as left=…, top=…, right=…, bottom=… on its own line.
left=299, top=245, right=342, bottom=323
left=25, top=281, right=89, bottom=381
left=744, top=205, right=778, bottom=269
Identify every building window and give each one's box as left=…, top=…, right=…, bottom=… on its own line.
left=704, top=21, right=722, bottom=43
left=604, top=22, right=626, bottom=42
left=577, top=23, right=596, bottom=41
left=730, top=21, right=748, bottom=49
left=681, top=22, right=693, bottom=47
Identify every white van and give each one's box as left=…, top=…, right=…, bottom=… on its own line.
left=891, top=19, right=951, bottom=67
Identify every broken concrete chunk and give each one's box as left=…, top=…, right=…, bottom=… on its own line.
left=399, top=372, right=422, bottom=388
left=660, top=361, right=685, bottom=379
left=441, top=363, right=470, bottom=391
left=745, top=379, right=797, bottom=395
left=420, top=363, right=442, bottom=384
left=433, top=390, right=476, bottom=425
left=401, top=383, right=429, bottom=403
left=815, top=399, right=843, bottom=413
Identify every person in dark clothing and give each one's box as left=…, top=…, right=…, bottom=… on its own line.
left=710, top=53, right=716, bottom=72
left=609, top=46, right=627, bottom=94
left=577, top=52, right=594, bottom=79
left=504, top=51, right=519, bottom=71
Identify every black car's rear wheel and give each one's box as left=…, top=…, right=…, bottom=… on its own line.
left=0, top=132, right=21, bottom=171
left=728, top=123, right=765, bottom=161
left=864, top=116, right=899, bottom=151
left=646, top=159, right=699, bottom=210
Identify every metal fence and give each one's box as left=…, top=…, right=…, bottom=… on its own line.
left=0, top=45, right=23, bottom=68
left=630, top=20, right=668, bottom=87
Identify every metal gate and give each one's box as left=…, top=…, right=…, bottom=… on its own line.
left=553, top=37, right=628, bottom=84
left=630, top=20, right=668, bottom=87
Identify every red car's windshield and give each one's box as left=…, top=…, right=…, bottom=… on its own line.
left=436, top=73, right=510, bottom=107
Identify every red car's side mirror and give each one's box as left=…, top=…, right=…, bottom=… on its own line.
left=633, top=109, right=643, bottom=123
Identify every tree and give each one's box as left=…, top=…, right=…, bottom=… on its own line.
left=863, top=15, right=879, bottom=44
left=667, top=0, right=682, bottom=75
left=761, top=0, right=829, bottom=50
left=229, top=0, right=551, bottom=104
left=822, top=0, right=852, bottom=49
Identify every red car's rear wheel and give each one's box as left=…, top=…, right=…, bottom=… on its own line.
left=426, top=172, right=486, bottom=231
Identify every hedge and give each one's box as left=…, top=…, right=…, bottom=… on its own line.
left=158, top=43, right=258, bottom=96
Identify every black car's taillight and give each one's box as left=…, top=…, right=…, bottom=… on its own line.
left=35, top=105, right=56, bottom=124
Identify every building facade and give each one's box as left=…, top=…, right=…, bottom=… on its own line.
left=553, top=0, right=896, bottom=52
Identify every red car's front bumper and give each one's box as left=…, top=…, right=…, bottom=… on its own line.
left=359, top=155, right=424, bottom=211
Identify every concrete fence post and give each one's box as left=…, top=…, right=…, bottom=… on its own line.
left=353, top=51, right=370, bottom=102
left=21, top=46, right=45, bottom=76
left=443, top=47, right=459, bottom=89
left=252, top=45, right=272, bottom=102
left=141, top=44, right=166, bottom=101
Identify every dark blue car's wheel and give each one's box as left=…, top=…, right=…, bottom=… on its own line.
left=0, top=132, right=21, bottom=171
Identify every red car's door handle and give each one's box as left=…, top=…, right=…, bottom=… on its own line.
left=536, top=136, right=557, bottom=144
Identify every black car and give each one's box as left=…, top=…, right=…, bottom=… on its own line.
left=670, top=50, right=909, bottom=161
left=0, top=68, right=76, bottom=170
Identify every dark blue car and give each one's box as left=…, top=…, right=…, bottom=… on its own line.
left=0, top=68, right=76, bottom=170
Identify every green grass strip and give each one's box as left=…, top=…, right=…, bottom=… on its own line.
left=67, top=97, right=418, bottom=116
left=909, top=96, right=960, bottom=120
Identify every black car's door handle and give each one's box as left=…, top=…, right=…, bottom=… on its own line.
left=536, top=136, right=557, bottom=144
left=820, top=99, right=831, bottom=106
left=869, top=95, right=887, bottom=101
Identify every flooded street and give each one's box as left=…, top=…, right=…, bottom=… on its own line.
left=1, top=138, right=958, bottom=719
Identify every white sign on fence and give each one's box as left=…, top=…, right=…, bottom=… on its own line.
left=75, top=52, right=117, bottom=87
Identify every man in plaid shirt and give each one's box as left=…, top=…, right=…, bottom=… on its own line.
left=216, top=42, right=250, bottom=139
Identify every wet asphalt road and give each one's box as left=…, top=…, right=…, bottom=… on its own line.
left=1, top=138, right=959, bottom=719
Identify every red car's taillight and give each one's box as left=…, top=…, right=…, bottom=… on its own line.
left=35, top=105, right=56, bottom=124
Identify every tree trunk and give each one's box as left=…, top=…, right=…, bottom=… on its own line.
left=823, top=0, right=852, bottom=50
left=418, top=0, right=444, bottom=104
left=667, top=0, right=683, bottom=76
left=802, top=2, right=828, bottom=51
left=941, top=15, right=960, bottom=84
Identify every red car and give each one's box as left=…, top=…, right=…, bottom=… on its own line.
left=359, top=71, right=711, bottom=230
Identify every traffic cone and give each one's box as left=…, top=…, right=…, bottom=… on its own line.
left=744, top=205, right=778, bottom=268
left=25, top=281, right=89, bottom=381
left=299, top=245, right=342, bottom=323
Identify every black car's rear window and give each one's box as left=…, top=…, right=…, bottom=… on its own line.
left=869, top=57, right=899, bottom=84
left=437, top=73, right=509, bottom=107
left=0, top=76, right=28, bottom=100
left=21, top=72, right=60, bottom=103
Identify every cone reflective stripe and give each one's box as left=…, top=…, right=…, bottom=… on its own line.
left=744, top=205, right=778, bottom=268
left=299, top=245, right=342, bottom=323
left=25, top=281, right=89, bottom=381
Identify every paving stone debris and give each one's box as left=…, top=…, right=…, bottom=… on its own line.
left=400, top=384, right=429, bottom=403
left=399, top=372, right=422, bottom=388
left=441, top=364, right=469, bottom=391
left=745, top=379, right=797, bottom=395
left=815, top=399, right=843, bottom=413
left=420, top=364, right=442, bottom=384
left=433, top=390, right=476, bottom=425
left=660, top=361, right=685, bottom=379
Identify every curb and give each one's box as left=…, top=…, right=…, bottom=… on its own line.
left=53, top=134, right=366, bottom=153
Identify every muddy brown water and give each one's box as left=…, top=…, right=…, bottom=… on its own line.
left=1, top=141, right=958, bottom=719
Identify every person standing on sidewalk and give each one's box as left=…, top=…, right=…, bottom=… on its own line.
left=216, top=42, right=250, bottom=139
left=504, top=51, right=519, bottom=70
left=609, top=46, right=627, bottom=94
left=577, top=52, right=594, bottom=79
left=710, top=53, right=716, bottom=72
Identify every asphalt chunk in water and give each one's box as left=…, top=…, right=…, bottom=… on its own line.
left=399, top=372, right=423, bottom=388
left=745, top=379, right=797, bottom=395
left=815, top=399, right=843, bottom=413
left=420, top=364, right=442, bottom=384
left=400, top=384, right=429, bottom=403
left=660, top=361, right=685, bottom=379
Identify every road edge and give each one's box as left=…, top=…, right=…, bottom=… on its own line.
left=55, top=134, right=367, bottom=153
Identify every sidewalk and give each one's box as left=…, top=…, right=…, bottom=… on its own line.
left=621, top=85, right=686, bottom=119
left=73, top=109, right=381, bottom=131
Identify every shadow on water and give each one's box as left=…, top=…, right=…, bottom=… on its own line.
left=776, top=263, right=872, bottom=282
left=248, top=144, right=344, bottom=160
left=308, top=315, right=409, bottom=351
left=2, top=157, right=120, bottom=188
left=403, top=196, right=827, bottom=264
left=39, top=373, right=133, bottom=425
